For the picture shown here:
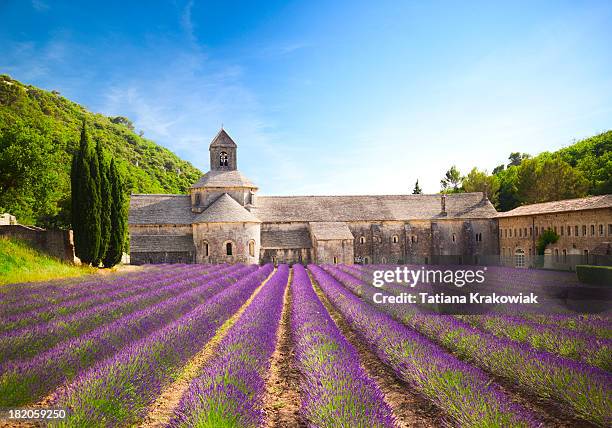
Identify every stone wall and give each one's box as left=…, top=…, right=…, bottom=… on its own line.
left=350, top=219, right=499, bottom=265
left=313, top=239, right=354, bottom=264
left=192, top=222, right=260, bottom=264
left=0, top=225, right=75, bottom=262
left=129, top=224, right=195, bottom=265
left=499, top=207, right=612, bottom=267
left=260, top=248, right=312, bottom=265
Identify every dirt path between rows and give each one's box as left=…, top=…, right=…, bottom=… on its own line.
left=137, top=268, right=277, bottom=428
left=309, top=272, right=441, bottom=428
left=261, top=269, right=305, bottom=428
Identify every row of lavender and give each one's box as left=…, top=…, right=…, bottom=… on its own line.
left=170, top=264, right=289, bottom=427
left=0, top=264, right=256, bottom=407
left=290, top=264, right=394, bottom=427
left=309, top=265, right=538, bottom=427
left=54, top=264, right=274, bottom=426
left=329, top=265, right=611, bottom=426
left=0, top=265, right=237, bottom=362
left=0, top=264, right=185, bottom=315
left=0, top=264, right=219, bottom=329
left=348, top=264, right=612, bottom=369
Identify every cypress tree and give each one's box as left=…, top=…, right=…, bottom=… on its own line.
left=71, top=122, right=101, bottom=265
left=70, top=144, right=82, bottom=257
left=103, top=159, right=126, bottom=268
left=96, top=140, right=111, bottom=264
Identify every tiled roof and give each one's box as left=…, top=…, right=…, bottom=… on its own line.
left=191, top=170, right=257, bottom=189
left=129, top=192, right=499, bottom=226
left=194, top=193, right=261, bottom=223
left=261, top=229, right=312, bottom=249
left=309, top=222, right=354, bottom=240
left=209, top=129, right=237, bottom=148
left=252, top=193, right=497, bottom=222
left=130, top=234, right=195, bottom=252
left=129, top=195, right=194, bottom=225
left=497, top=195, right=612, bottom=217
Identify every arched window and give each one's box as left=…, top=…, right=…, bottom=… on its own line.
left=392, top=235, right=399, bottom=244
left=359, top=236, right=366, bottom=244
left=333, top=256, right=338, bottom=264
left=203, top=241, right=209, bottom=257
left=219, top=151, right=229, bottom=167
left=364, top=257, right=370, bottom=264
left=452, top=233, right=456, bottom=243
left=226, top=242, right=233, bottom=256
left=194, top=193, right=201, bottom=206
left=248, top=240, right=255, bottom=257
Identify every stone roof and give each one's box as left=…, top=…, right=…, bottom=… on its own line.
left=261, top=229, right=312, bottom=249
left=129, top=195, right=194, bottom=225
left=252, top=193, right=497, bottom=222
left=191, top=170, right=257, bottom=189
left=309, top=222, right=354, bottom=240
left=209, top=129, right=237, bottom=148
left=194, top=193, right=261, bottom=223
left=497, top=195, right=612, bottom=218
left=131, top=234, right=195, bottom=252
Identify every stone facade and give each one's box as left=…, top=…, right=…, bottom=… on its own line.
left=128, top=129, right=504, bottom=265
left=498, top=196, right=612, bottom=268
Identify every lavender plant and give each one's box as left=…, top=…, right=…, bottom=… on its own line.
left=170, top=265, right=289, bottom=428
left=309, top=265, right=538, bottom=428
left=0, top=265, right=256, bottom=407
left=55, top=265, right=274, bottom=427
left=291, top=264, right=395, bottom=428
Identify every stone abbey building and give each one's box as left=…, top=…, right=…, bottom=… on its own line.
left=129, top=129, right=501, bottom=265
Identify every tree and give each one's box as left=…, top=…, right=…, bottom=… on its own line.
left=103, top=159, right=126, bottom=268
left=537, top=228, right=559, bottom=255
left=109, top=116, right=134, bottom=131
left=412, top=180, right=423, bottom=194
left=507, top=152, right=530, bottom=167
left=96, top=140, right=111, bottom=265
left=71, top=123, right=101, bottom=265
left=517, top=156, right=588, bottom=205
left=440, top=165, right=463, bottom=193
left=0, top=119, right=62, bottom=225
left=462, top=168, right=500, bottom=204
left=492, top=164, right=505, bottom=175
left=496, top=166, right=521, bottom=211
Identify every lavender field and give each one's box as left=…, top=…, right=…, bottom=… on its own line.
left=0, top=264, right=610, bottom=427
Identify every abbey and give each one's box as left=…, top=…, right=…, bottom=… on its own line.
left=128, top=129, right=500, bottom=265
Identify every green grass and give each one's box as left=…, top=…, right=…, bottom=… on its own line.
left=0, top=237, right=95, bottom=285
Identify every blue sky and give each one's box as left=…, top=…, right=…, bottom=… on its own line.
left=2, top=0, right=611, bottom=195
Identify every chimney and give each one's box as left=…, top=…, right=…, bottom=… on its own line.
left=440, top=194, right=447, bottom=216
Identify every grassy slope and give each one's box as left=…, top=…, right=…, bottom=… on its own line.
left=0, top=74, right=202, bottom=226
left=0, top=237, right=95, bottom=285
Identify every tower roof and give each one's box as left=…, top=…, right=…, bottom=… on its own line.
left=191, top=170, right=257, bottom=189
left=194, top=193, right=261, bottom=223
left=209, top=128, right=237, bottom=148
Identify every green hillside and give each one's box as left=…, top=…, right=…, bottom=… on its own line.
left=0, top=237, right=95, bottom=285
left=0, top=75, right=202, bottom=228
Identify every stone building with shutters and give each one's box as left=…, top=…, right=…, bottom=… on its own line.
left=128, top=129, right=501, bottom=265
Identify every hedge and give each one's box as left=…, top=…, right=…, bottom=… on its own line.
left=576, top=265, right=612, bottom=286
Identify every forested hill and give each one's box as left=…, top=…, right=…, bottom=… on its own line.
left=0, top=75, right=202, bottom=228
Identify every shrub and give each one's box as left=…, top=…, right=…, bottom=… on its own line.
left=576, top=265, right=612, bottom=286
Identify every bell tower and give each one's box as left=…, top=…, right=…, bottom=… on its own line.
left=209, top=128, right=237, bottom=171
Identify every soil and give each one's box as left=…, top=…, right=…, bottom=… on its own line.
left=309, top=273, right=442, bottom=428
left=261, top=271, right=306, bottom=427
